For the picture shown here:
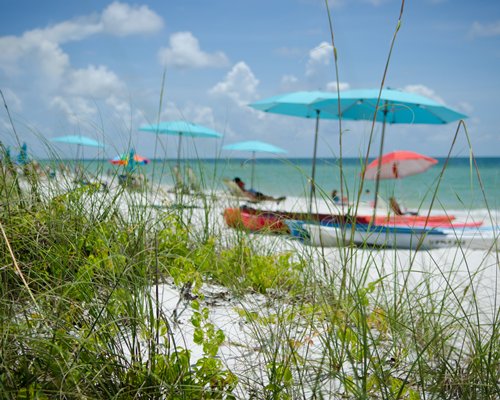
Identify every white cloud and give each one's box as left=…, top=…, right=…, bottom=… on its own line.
left=280, top=74, right=301, bottom=91
left=326, top=81, right=350, bottom=91
left=101, top=2, right=164, bottom=37
left=65, top=65, right=124, bottom=98
left=306, top=42, right=333, bottom=77
left=160, top=101, right=217, bottom=129
left=402, top=84, right=445, bottom=104
left=50, top=96, right=97, bottom=125
left=469, top=20, right=500, bottom=38
left=0, top=2, right=161, bottom=128
left=209, top=62, right=259, bottom=106
left=0, top=2, right=163, bottom=77
left=0, top=88, right=23, bottom=113
left=158, top=32, right=229, bottom=69
left=456, top=101, right=474, bottom=116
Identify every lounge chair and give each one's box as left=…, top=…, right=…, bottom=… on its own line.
left=222, top=178, right=248, bottom=199
left=171, top=166, right=190, bottom=193
left=186, top=167, right=202, bottom=193
left=222, top=178, right=286, bottom=204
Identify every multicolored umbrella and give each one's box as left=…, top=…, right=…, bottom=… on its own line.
left=110, top=152, right=150, bottom=166
left=363, top=150, right=438, bottom=180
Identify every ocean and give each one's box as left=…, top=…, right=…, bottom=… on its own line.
left=45, top=157, right=500, bottom=212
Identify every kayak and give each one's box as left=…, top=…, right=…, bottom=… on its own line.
left=371, top=214, right=482, bottom=228
left=303, top=222, right=499, bottom=250
left=223, top=206, right=370, bottom=234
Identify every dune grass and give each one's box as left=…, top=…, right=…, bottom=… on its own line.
left=1, top=141, right=499, bottom=399
left=1, top=0, right=499, bottom=398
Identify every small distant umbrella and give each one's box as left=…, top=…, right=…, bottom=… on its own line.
left=51, top=135, right=104, bottom=148
left=51, top=135, right=104, bottom=160
left=363, top=150, right=438, bottom=180
left=110, top=150, right=150, bottom=166
left=222, top=140, right=287, bottom=188
left=139, top=121, right=222, bottom=167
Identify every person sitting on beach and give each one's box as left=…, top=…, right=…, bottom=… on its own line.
left=331, top=189, right=348, bottom=204
left=233, top=177, right=286, bottom=203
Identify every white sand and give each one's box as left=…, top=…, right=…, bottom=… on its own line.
left=27, top=173, right=500, bottom=396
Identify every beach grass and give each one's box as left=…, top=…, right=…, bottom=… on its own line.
left=1, top=142, right=499, bottom=399
left=1, top=0, right=500, bottom=397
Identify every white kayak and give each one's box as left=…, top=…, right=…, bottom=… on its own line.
left=303, top=223, right=500, bottom=251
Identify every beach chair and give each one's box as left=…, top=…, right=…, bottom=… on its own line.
left=222, top=178, right=286, bottom=204
left=172, top=166, right=190, bottom=193
left=186, top=167, right=202, bottom=193
left=222, top=178, right=249, bottom=199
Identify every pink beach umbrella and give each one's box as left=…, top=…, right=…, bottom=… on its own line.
left=363, top=150, right=438, bottom=180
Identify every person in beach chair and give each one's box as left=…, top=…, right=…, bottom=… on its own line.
left=331, top=189, right=349, bottom=204
left=227, top=177, right=286, bottom=203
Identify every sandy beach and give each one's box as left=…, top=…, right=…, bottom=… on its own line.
left=13, top=171, right=500, bottom=397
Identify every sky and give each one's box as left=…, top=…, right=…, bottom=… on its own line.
left=1, top=0, right=499, bottom=160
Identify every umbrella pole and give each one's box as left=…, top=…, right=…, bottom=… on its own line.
left=372, top=103, right=388, bottom=213
left=177, top=133, right=182, bottom=169
left=309, top=110, right=320, bottom=214
left=250, top=151, right=256, bottom=189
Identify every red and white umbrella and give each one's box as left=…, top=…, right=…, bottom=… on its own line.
left=364, top=150, right=438, bottom=180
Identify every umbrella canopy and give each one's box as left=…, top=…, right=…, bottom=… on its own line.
left=222, top=140, right=287, bottom=153
left=249, top=91, right=340, bottom=119
left=249, top=91, right=339, bottom=212
left=312, top=88, right=466, bottom=209
left=51, top=135, right=104, bottom=148
left=17, top=142, right=29, bottom=165
left=110, top=152, right=150, bottom=166
left=364, top=150, right=438, bottom=180
left=222, top=140, right=287, bottom=188
left=139, top=120, right=222, bottom=166
left=312, top=88, right=467, bottom=125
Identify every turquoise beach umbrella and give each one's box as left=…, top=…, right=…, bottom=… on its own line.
left=312, top=88, right=467, bottom=208
left=312, top=88, right=467, bottom=125
left=139, top=120, right=223, bottom=167
left=249, top=91, right=340, bottom=211
left=222, top=140, right=287, bottom=188
left=51, top=135, right=104, bottom=148
left=50, top=135, right=105, bottom=162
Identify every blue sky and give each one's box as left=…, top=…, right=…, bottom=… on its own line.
left=1, top=0, right=499, bottom=159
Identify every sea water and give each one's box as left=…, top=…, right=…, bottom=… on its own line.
left=47, top=157, right=500, bottom=211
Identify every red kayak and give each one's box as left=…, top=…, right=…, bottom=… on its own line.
left=372, top=214, right=482, bottom=228
left=223, top=206, right=370, bottom=234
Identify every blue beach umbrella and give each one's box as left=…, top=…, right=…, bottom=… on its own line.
left=139, top=120, right=223, bottom=167
left=51, top=135, right=104, bottom=148
left=249, top=91, right=339, bottom=211
left=222, top=140, right=287, bottom=188
left=312, top=88, right=467, bottom=208
left=50, top=135, right=105, bottom=165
